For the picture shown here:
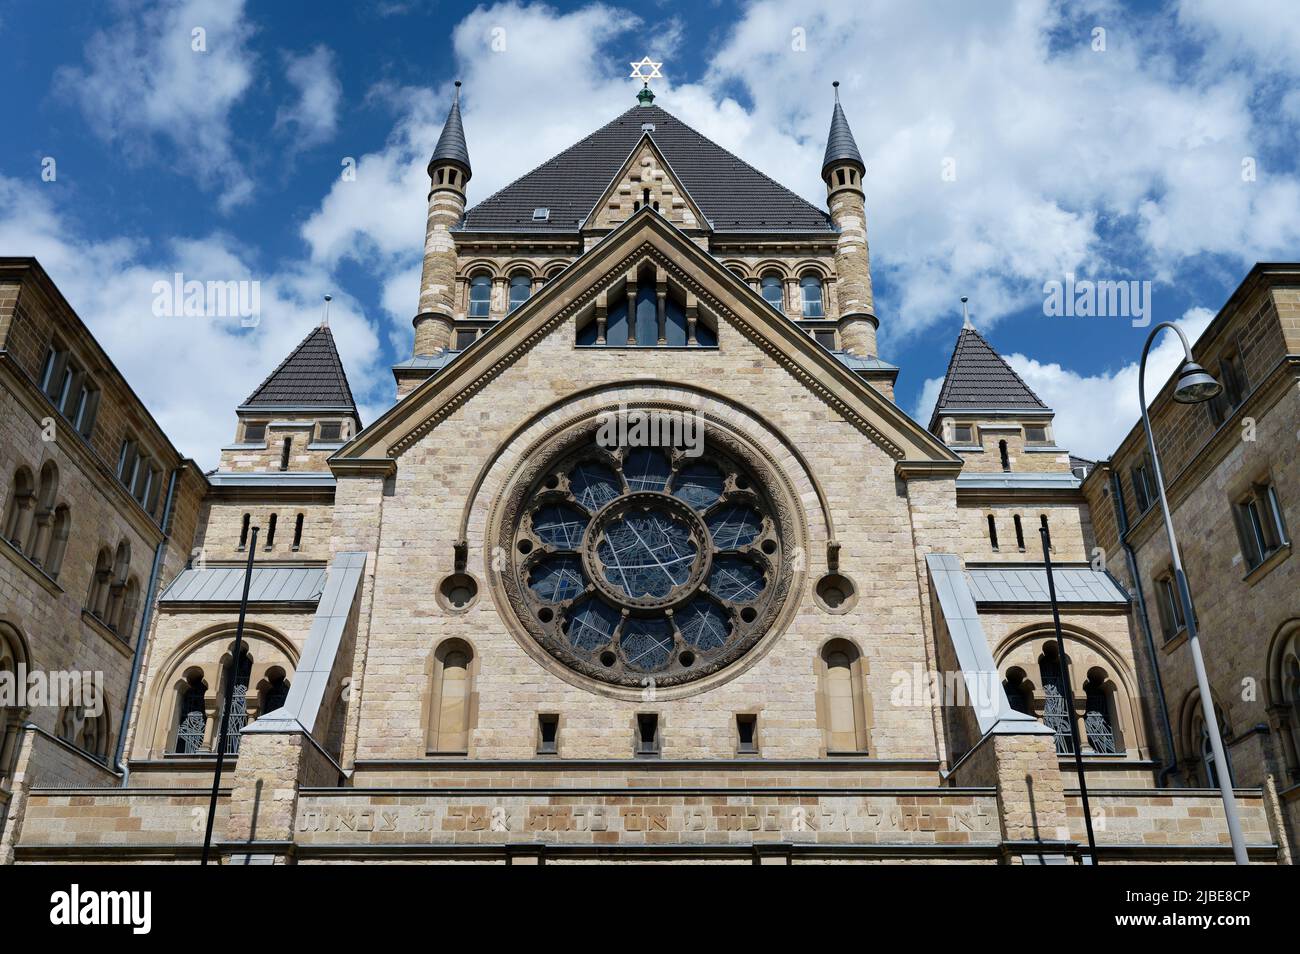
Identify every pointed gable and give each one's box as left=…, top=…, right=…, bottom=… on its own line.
left=588, top=135, right=709, bottom=231
left=929, top=326, right=1049, bottom=428
left=460, top=105, right=833, bottom=234
left=241, top=325, right=358, bottom=412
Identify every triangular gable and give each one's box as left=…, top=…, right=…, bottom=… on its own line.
left=337, top=208, right=957, bottom=472
left=586, top=134, right=709, bottom=232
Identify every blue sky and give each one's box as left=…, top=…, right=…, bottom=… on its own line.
left=2, top=0, right=1297, bottom=468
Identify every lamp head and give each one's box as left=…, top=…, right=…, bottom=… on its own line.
left=1172, top=361, right=1222, bottom=404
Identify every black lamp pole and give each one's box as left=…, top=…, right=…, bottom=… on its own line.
left=1039, top=525, right=1098, bottom=865
left=201, top=525, right=258, bottom=866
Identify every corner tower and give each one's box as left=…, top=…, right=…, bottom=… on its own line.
left=414, top=81, right=472, bottom=357
left=821, top=82, right=877, bottom=358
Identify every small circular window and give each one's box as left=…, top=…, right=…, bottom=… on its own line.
left=498, top=417, right=794, bottom=689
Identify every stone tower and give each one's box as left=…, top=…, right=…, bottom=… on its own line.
left=821, top=81, right=877, bottom=358
left=414, top=81, right=472, bottom=357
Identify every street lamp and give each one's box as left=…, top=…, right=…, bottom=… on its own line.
left=1137, top=321, right=1248, bottom=865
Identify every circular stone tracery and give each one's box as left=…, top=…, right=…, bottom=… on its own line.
left=503, top=422, right=791, bottom=689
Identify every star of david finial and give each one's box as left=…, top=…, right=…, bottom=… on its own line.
left=630, top=56, right=663, bottom=82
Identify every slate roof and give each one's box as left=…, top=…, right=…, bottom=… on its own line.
left=822, top=85, right=865, bottom=178
left=160, top=565, right=326, bottom=604
left=932, top=326, right=1049, bottom=421
left=430, top=84, right=470, bottom=175
left=964, top=565, right=1129, bottom=605
left=241, top=325, right=358, bottom=411
left=460, top=104, right=834, bottom=234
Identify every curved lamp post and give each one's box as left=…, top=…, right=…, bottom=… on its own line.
left=1138, top=322, right=1248, bottom=865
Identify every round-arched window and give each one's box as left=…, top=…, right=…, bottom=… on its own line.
left=760, top=274, right=784, bottom=312
left=800, top=273, right=824, bottom=318
left=499, top=417, right=794, bottom=689
left=468, top=273, right=492, bottom=317
left=508, top=273, right=532, bottom=313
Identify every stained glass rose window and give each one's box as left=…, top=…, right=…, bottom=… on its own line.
left=502, top=422, right=791, bottom=688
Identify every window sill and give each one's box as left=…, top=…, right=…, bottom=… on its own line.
left=0, top=536, right=63, bottom=596
left=81, top=608, right=133, bottom=653
left=1243, top=542, right=1291, bottom=587
left=1161, top=629, right=1188, bottom=654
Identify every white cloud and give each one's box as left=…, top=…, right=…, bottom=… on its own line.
left=913, top=308, right=1217, bottom=461
left=0, top=176, right=384, bottom=469
left=276, top=45, right=343, bottom=149
left=56, top=0, right=257, bottom=211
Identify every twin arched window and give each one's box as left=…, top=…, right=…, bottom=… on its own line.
left=3, top=462, right=72, bottom=579
left=58, top=704, right=111, bottom=763
left=87, top=540, right=139, bottom=640
left=1001, top=641, right=1128, bottom=756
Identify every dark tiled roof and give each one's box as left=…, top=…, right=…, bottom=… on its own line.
left=821, top=90, right=864, bottom=178
left=460, top=104, right=834, bottom=234
left=430, top=87, right=470, bottom=175
left=242, top=325, right=358, bottom=410
left=932, top=327, right=1049, bottom=418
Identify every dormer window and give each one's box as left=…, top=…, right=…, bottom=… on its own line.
left=532, top=207, right=550, bottom=222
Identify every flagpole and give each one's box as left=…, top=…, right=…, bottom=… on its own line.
left=201, top=525, right=258, bottom=865
left=1040, top=525, right=1098, bottom=864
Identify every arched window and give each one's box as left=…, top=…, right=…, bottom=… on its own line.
left=467, top=273, right=492, bottom=317
left=87, top=547, right=113, bottom=619
left=427, top=639, right=474, bottom=753
left=799, top=273, right=824, bottom=318
left=1189, top=703, right=1233, bottom=788
left=1083, top=669, right=1119, bottom=753
left=105, top=540, right=131, bottom=633
left=27, top=461, right=59, bottom=559
left=1038, top=645, right=1074, bottom=754
left=258, top=666, right=291, bottom=716
left=3, top=467, right=35, bottom=550
left=58, top=704, right=111, bottom=762
left=1, top=623, right=29, bottom=779
left=45, top=505, right=71, bottom=579
left=173, top=669, right=209, bottom=754
left=1003, top=667, right=1033, bottom=715
left=217, top=650, right=253, bottom=755
left=507, top=272, right=532, bottom=313
left=760, top=274, right=784, bottom=312
left=819, top=640, right=869, bottom=754
left=117, top=577, right=140, bottom=641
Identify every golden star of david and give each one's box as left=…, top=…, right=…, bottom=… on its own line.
left=630, top=56, right=663, bottom=82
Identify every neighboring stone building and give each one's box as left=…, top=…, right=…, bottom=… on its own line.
left=0, top=85, right=1294, bottom=864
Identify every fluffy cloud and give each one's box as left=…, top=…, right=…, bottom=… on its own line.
left=914, top=308, right=1217, bottom=461
left=0, top=176, right=385, bottom=469
left=56, top=0, right=257, bottom=211
left=276, top=45, right=343, bottom=149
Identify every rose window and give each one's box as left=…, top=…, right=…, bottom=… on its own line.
left=504, top=428, right=790, bottom=688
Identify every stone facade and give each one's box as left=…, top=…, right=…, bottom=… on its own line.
left=1, top=95, right=1293, bottom=865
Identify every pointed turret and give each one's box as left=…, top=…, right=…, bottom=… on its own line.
left=821, top=82, right=877, bottom=358
left=414, top=81, right=471, bottom=358
left=928, top=308, right=1068, bottom=474
left=225, top=324, right=361, bottom=473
